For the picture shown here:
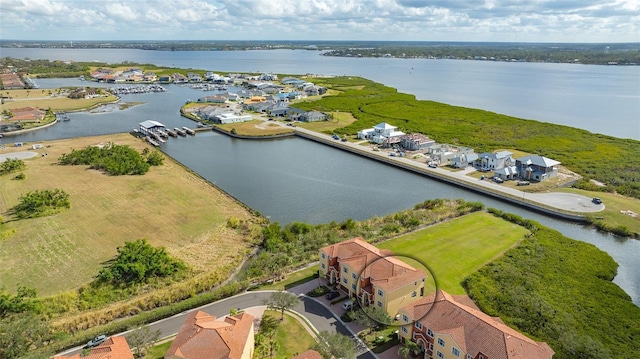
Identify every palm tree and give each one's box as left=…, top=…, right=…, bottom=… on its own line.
left=398, top=340, right=421, bottom=359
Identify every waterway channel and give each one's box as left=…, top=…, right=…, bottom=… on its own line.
left=2, top=78, right=638, bottom=305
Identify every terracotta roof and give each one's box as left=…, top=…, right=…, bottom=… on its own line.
left=321, top=237, right=425, bottom=292
left=55, top=336, right=133, bottom=359
left=165, top=310, right=254, bottom=359
left=292, top=349, right=323, bottom=359
left=403, top=291, right=554, bottom=359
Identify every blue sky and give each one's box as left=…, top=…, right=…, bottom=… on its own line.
left=1, top=0, right=638, bottom=42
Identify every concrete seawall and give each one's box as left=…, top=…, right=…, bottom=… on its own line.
left=293, top=130, right=589, bottom=223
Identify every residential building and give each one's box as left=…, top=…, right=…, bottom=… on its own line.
left=398, top=291, right=554, bottom=359
left=197, top=95, right=228, bottom=104
left=357, top=122, right=405, bottom=147
left=319, top=237, right=426, bottom=317
left=297, top=110, right=327, bottom=122
left=449, top=153, right=479, bottom=168
left=475, top=151, right=514, bottom=171
left=0, top=73, right=25, bottom=89
left=515, top=155, right=561, bottom=182
left=9, top=107, right=45, bottom=122
left=214, top=113, right=253, bottom=124
left=53, top=336, right=134, bottom=359
left=165, top=310, right=255, bottom=359
left=400, top=134, right=436, bottom=151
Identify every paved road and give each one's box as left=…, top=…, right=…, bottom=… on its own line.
left=57, top=291, right=375, bottom=359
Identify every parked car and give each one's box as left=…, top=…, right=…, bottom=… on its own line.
left=592, top=197, right=603, bottom=204
left=326, top=291, right=340, bottom=300
left=84, top=335, right=107, bottom=349
left=342, top=300, right=354, bottom=311
left=517, top=180, right=530, bottom=186
left=493, top=177, right=504, bottom=183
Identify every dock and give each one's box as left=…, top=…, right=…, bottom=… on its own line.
left=182, top=126, right=196, bottom=135
left=166, top=128, right=177, bottom=137
left=174, top=127, right=186, bottom=136
left=146, top=137, right=160, bottom=147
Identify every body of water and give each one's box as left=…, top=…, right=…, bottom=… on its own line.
left=2, top=77, right=639, bottom=306
left=1, top=47, right=639, bottom=139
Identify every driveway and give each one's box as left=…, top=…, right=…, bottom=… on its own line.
left=0, top=151, right=38, bottom=162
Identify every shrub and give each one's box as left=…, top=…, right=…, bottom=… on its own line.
left=13, top=173, right=26, bottom=180
left=11, top=189, right=70, bottom=219
left=58, top=142, right=151, bottom=175
left=0, top=158, right=26, bottom=175
left=96, top=239, right=186, bottom=286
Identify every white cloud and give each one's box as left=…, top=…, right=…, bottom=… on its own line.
left=0, top=0, right=638, bottom=42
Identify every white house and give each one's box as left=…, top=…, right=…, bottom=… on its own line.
left=214, top=113, right=253, bottom=124
left=475, top=151, right=514, bottom=171
left=357, top=122, right=405, bottom=147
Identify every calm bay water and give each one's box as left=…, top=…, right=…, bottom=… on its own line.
left=1, top=47, right=639, bottom=139
left=2, top=76, right=638, bottom=305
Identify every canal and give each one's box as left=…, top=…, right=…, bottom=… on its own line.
left=2, top=79, right=638, bottom=305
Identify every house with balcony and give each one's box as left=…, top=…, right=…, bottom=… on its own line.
left=515, top=155, right=560, bottom=182
left=475, top=151, right=514, bottom=171
left=357, top=122, right=406, bottom=148
left=319, top=237, right=426, bottom=317
left=398, top=290, right=554, bottom=359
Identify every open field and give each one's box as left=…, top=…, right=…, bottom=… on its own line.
left=217, top=119, right=294, bottom=136
left=0, top=133, right=256, bottom=295
left=377, top=212, right=529, bottom=294
left=296, top=111, right=357, bottom=133
left=1, top=89, right=118, bottom=112
left=555, top=187, right=640, bottom=234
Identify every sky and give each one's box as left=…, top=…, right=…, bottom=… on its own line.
left=0, top=0, right=639, bottom=43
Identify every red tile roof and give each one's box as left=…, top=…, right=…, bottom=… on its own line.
left=165, top=310, right=254, bottom=359
left=54, top=336, right=133, bottom=359
left=404, top=291, right=554, bottom=359
left=321, top=237, right=425, bottom=291
left=292, top=349, right=323, bottom=359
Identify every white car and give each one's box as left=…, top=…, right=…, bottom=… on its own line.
left=342, top=300, right=354, bottom=311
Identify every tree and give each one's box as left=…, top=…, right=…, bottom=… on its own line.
left=0, top=158, right=25, bottom=175
left=128, top=326, right=161, bottom=359
left=0, top=313, right=51, bottom=359
left=262, top=291, right=298, bottom=320
left=10, top=189, right=70, bottom=219
left=96, top=239, right=186, bottom=286
left=398, top=340, right=421, bottom=359
left=311, top=331, right=357, bottom=359
left=0, top=286, right=39, bottom=318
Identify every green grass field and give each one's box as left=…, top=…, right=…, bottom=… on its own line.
left=263, top=310, right=316, bottom=358
left=377, top=212, right=529, bottom=294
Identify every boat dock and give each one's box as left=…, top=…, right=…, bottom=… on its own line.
left=182, top=127, right=196, bottom=135
left=174, top=127, right=186, bottom=136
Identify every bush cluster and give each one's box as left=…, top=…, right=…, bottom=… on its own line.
left=11, top=188, right=70, bottom=219
left=0, top=158, right=25, bottom=175
left=58, top=142, right=163, bottom=175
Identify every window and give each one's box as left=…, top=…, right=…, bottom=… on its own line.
left=452, top=348, right=460, bottom=357
left=321, top=263, right=326, bottom=269
left=377, top=289, right=384, bottom=296
left=402, top=326, right=408, bottom=333
left=427, top=328, right=434, bottom=337
left=322, top=253, right=326, bottom=259
left=437, top=351, right=444, bottom=359
left=377, top=301, right=382, bottom=307
left=437, top=338, right=445, bottom=347
left=429, top=343, right=433, bottom=351
left=466, top=355, right=471, bottom=359
left=415, top=322, right=423, bottom=330
left=343, top=267, right=348, bottom=273
left=352, top=273, right=356, bottom=279
left=352, top=284, right=356, bottom=290
left=402, top=314, right=409, bottom=322
left=412, top=291, right=417, bottom=297
left=343, top=278, right=347, bottom=284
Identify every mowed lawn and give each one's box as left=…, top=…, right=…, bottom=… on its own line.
left=377, top=212, right=529, bottom=295
left=0, top=133, right=256, bottom=295
left=263, top=310, right=317, bottom=358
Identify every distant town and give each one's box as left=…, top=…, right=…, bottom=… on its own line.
left=1, top=40, right=638, bottom=65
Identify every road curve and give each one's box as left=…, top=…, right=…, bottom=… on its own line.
left=56, top=291, right=375, bottom=359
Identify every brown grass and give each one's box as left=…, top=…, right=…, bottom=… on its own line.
left=0, top=133, right=257, bottom=296
left=0, top=88, right=118, bottom=112
left=217, top=120, right=294, bottom=136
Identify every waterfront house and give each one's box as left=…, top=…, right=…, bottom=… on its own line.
left=515, top=155, right=561, bottom=181
left=9, top=107, right=45, bottom=122
left=213, top=113, right=253, bottom=124
left=158, top=75, right=173, bottom=83
left=475, top=151, right=514, bottom=171
left=143, top=72, right=157, bottom=82
left=358, top=122, right=406, bottom=147
left=187, top=72, right=203, bottom=83
left=449, top=153, right=479, bottom=168
left=173, top=73, right=188, bottom=84
left=400, top=133, right=436, bottom=151
left=319, top=237, right=426, bottom=317
left=197, top=95, right=228, bottom=104
left=296, top=110, right=327, bottom=122
left=53, top=336, right=134, bottom=359
left=494, top=165, right=519, bottom=180
left=165, top=311, right=255, bottom=359
left=398, top=290, right=554, bottom=359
